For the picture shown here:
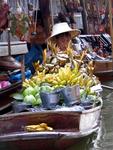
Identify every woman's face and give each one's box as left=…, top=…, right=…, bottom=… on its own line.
left=55, top=32, right=71, bottom=51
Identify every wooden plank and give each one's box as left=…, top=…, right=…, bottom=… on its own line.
left=0, top=41, right=28, bottom=56
left=102, top=84, right=113, bottom=90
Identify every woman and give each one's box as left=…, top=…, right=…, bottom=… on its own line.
left=48, top=22, right=80, bottom=53
left=46, top=22, right=80, bottom=62
left=37, top=22, right=81, bottom=73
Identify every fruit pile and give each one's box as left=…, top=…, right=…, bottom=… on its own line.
left=11, top=41, right=102, bottom=109
left=12, top=59, right=101, bottom=108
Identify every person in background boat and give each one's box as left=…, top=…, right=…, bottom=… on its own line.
left=19, top=10, right=47, bottom=74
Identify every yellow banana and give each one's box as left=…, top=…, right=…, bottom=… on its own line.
left=86, top=79, right=93, bottom=88
left=60, top=80, right=66, bottom=86
left=74, top=71, right=81, bottom=78
left=52, top=80, right=59, bottom=85
left=24, top=79, right=30, bottom=84
left=22, top=82, right=30, bottom=88
left=43, top=48, right=47, bottom=64
left=58, top=69, right=66, bottom=81
left=29, top=79, right=36, bottom=87
left=56, top=76, right=62, bottom=83
left=73, top=60, right=79, bottom=70
left=68, top=74, right=76, bottom=82
left=70, top=77, right=78, bottom=85
left=76, top=74, right=84, bottom=85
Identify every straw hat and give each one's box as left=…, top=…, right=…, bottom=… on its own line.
left=48, top=22, right=81, bottom=42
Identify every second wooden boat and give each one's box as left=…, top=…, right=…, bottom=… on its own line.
left=0, top=81, right=22, bottom=115
left=94, top=60, right=113, bottom=82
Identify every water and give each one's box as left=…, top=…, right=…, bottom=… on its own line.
left=88, top=84, right=113, bottom=150
left=95, top=84, right=113, bottom=150
left=90, top=90, right=113, bottom=150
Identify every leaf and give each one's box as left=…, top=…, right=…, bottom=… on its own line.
left=10, top=93, right=24, bottom=100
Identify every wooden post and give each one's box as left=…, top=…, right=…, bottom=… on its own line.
left=7, top=28, right=11, bottom=56
left=50, top=0, right=54, bottom=26
left=80, top=0, right=88, bottom=34
left=21, top=55, right=25, bottom=82
left=109, top=0, right=113, bottom=62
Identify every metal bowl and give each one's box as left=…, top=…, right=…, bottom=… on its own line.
left=12, top=101, right=32, bottom=113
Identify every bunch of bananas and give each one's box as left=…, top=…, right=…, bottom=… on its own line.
left=23, top=59, right=100, bottom=90
left=23, top=70, right=57, bottom=88
left=25, top=123, right=53, bottom=132
left=23, top=70, right=46, bottom=88
left=51, top=64, right=100, bottom=89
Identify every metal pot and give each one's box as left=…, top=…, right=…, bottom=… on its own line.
left=40, top=91, right=60, bottom=109
left=61, top=85, right=80, bottom=106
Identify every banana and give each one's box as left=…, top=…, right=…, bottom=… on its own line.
left=70, top=77, right=78, bottom=85
left=79, top=79, right=85, bottom=87
left=22, top=82, right=30, bottom=88
left=55, top=76, right=62, bottom=84
left=66, top=40, right=73, bottom=57
left=25, top=123, right=53, bottom=132
left=74, top=71, right=81, bottom=78
left=86, top=79, right=93, bottom=88
left=73, top=60, right=79, bottom=71
left=24, top=79, right=30, bottom=84
left=52, top=80, right=59, bottom=85
left=23, top=79, right=31, bottom=88
left=68, top=74, right=76, bottom=83
left=29, top=79, right=37, bottom=87
left=76, top=74, right=84, bottom=85
left=80, top=74, right=90, bottom=87
left=60, top=80, right=67, bottom=86
left=46, top=127, right=53, bottom=131
left=43, top=48, right=47, bottom=64
left=58, top=68, right=65, bottom=81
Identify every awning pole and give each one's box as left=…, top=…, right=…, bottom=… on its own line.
left=50, top=0, right=54, bottom=26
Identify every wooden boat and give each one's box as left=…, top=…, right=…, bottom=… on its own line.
left=94, top=59, right=113, bottom=82
left=0, top=40, right=27, bottom=114
left=0, top=81, right=22, bottom=115
left=0, top=99, right=102, bottom=150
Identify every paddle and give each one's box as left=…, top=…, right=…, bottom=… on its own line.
left=102, top=84, right=113, bottom=90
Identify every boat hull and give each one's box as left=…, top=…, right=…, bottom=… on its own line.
left=0, top=128, right=98, bottom=150
left=0, top=101, right=102, bottom=150
left=94, top=60, right=113, bottom=82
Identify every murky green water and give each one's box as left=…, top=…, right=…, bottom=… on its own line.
left=92, top=83, right=113, bottom=150
left=86, top=83, right=113, bottom=150
left=90, top=88, right=113, bottom=150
